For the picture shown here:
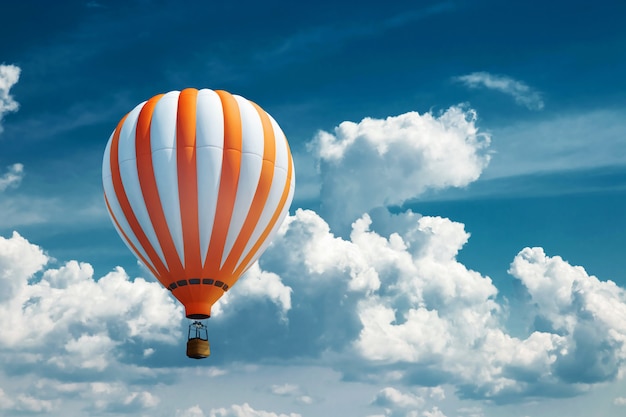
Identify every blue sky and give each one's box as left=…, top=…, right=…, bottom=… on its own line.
left=1, top=0, right=626, bottom=416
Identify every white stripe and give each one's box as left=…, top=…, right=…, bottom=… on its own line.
left=239, top=171, right=295, bottom=274
left=270, top=115, right=290, bottom=171
left=150, top=92, right=185, bottom=269
left=117, top=104, right=168, bottom=269
left=102, top=130, right=157, bottom=273
left=196, top=89, right=224, bottom=266
left=221, top=96, right=265, bottom=267
left=234, top=117, right=292, bottom=271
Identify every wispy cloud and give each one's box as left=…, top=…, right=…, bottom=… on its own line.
left=0, top=67, right=24, bottom=195
left=257, top=3, right=455, bottom=66
left=184, top=403, right=302, bottom=417
left=0, top=64, right=20, bottom=133
left=0, top=163, right=24, bottom=191
left=485, top=108, right=626, bottom=179
left=454, top=71, right=545, bottom=110
left=614, top=397, right=626, bottom=406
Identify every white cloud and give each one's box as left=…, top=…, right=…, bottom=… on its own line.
left=0, top=231, right=182, bottom=373
left=255, top=208, right=626, bottom=402
left=352, top=214, right=502, bottom=370
left=0, top=64, right=20, bottom=133
left=214, top=262, right=293, bottom=320
left=265, top=210, right=500, bottom=379
left=347, top=218, right=623, bottom=399
left=61, top=333, right=119, bottom=371
left=510, top=247, right=626, bottom=384
left=308, top=106, right=490, bottom=231
left=207, top=403, right=302, bottom=417
left=0, top=163, right=24, bottom=191
left=0, top=231, right=48, bottom=303
left=454, top=72, right=544, bottom=110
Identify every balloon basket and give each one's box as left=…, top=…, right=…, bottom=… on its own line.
left=187, top=338, right=210, bottom=359
left=186, top=321, right=210, bottom=359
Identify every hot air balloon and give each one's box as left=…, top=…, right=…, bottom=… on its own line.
left=102, top=88, right=295, bottom=359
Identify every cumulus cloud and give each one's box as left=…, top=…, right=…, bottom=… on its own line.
left=454, top=72, right=544, bottom=110
left=0, top=64, right=20, bottom=133
left=347, top=217, right=626, bottom=400
left=254, top=210, right=503, bottom=382
left=226, top=208, right=626, bottom=403
left=1, top=259, right=182, bottom=352
left=0, top=163, right=24, bottom=191
left=214, top=262, right=293, bottom=320
left=0, top=231, right=182, bottom=376
left=308, top=106, right=490, bottom=231
left=351, top=236, right=626, bottom=401
left=510, top=248, right=626, bottom=384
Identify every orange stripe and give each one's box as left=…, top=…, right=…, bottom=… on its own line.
left=221, top=101, right=276, bottom=276
left=104, top=193, right=161, bottom=281
left=176, top=88, right=202, bottom=277
left=135, top=94, right=185, bottom=279
left=232, top=134, right=294, bottom=278
left=109, top=112, right=170, bottom=281
left=202, top=90, right=243, bottom=278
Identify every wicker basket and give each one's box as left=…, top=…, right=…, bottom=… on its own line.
left=186, top=338, right=210, bottom=359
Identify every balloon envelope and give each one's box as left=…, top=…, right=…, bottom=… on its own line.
left=102, top=88, right=295, bottom=319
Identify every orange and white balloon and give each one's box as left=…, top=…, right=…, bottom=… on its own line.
left=102, top=88, right=295, bottom=319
